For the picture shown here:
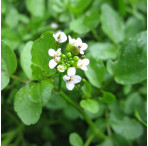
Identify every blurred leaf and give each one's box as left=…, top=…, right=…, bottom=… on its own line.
left=134, top=110, right=147, bottom=127
left=1, top=41, right=17, bottom=90
left=14, top=85, right=42, bottom=125
left=69, top=132, right=83, bottom=146
left=87, top=43, right=117, bottom=60
left=70, top=11, right=99, bottom=34
left=68, top=0, right=92, bottom=14
left=46, top=92, right=67, bottom=110
left=5, top=7, right=19, bottom=28
left=107, top=31, right=147, bottom=85
left=82, top=81, right=91, bottom=98
left=97, top=134, right=131, bottom=146
left=26, top=0, right=45, bottom=17
left=125, top=17, right=145, bottom=38
left=85, top=58, right=106, bottom=88
left=1, top=28, right=21, bottom=50
left=31, top=31, right=56, bottom=80
left=110, top=115, right=143, bottom=140
left=99, top=91, right=116, bottom=104
left=21, top=41, right=33, bottom=80
left=80, top=99, right=99, bottom=113
left=100, top=4, right=124, bottom=43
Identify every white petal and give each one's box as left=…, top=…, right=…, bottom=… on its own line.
left=49, top=59, right=57, bottom=69
left=81, top=66, right=88, bottom=71
left=81, top=43, right=88, bottom=50
left=67, top=67, right=76, bottom=76
left=66, top=81, right=75, bottom=90
left=68, top=35, right=72, bottom=43
left=48, top=49, right=55, bottom=56
left=80, top=50, right=84, bottom=54
left=76, top=38, right=82, bottom=46
left=63, top=75, right=70, bottom=81
left=56, top=48, right=61, bottom=56
left=54, top=57, right=60, bottom=63
left=51, top=23, right=58, bottom=29
left=73, top=75, right=81, bottom=84
left=83, top=58, right=90, bottom=66
left=57, top=65, right=65, bottom=72
left=77, top=59, right=82, bottom=67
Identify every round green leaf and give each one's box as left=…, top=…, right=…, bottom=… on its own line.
left=100, top=4, right=124, bottom=43
left=107, top=31, right=147, bottom=85
left=69, top=132, right=83, bottom=146
left=14, top=86, right=42, bottom=125
left=1, top=72, right=10, bottom=90
left=99, top=91, right=116, bottom=104
left=80, top=99, right=99, bottom=113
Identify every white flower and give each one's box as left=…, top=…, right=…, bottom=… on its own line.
left=68, top=36, right=88, bottom=54
left=53, top=31, right=67, bottom=43
left=77, top=58, right=90, bottom=71
left=63, top=67, right=81, bottom=90
left=48, top=48, right=61, bottom=69
left=68, top=35, right=77, bottom=46
left=76, top=38, right=88, bottom=54
left=51, top=22, right=58, bottom=29
left=57, top=65, right=65, bottom=72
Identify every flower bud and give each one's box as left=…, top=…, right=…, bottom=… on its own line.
left=73, top=56, right=79, bottom=61
left=57, top=65, right=66, bottom=72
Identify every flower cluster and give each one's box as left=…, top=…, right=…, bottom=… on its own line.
left=48, top=31, right=90, bottom=90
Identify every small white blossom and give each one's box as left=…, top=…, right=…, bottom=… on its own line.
left=63, top=67, right=81, bottom=90
left=51, top=22, right=58, bottom=29
left=68, top=35, right=88, bottom=54
left=53, top=31, right=67, bottom=43
left=57, top=65, right=65, bottom=72
left=77, top=58, right=90, bottom=71
left=48, top=48, right=61, bottom=69
left=76, top=38, right=88, bottom=54
left=68, top=35, right=77, bottom=46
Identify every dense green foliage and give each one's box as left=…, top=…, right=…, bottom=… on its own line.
left=1, top=0, right=147, bottom=146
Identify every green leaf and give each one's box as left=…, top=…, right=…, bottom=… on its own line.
left=1, top=72, right=10, bottom=90
left=14, top=85, right=42, bottom=125
left=31, top=31, right=56, bottom=80
left=85, top=58, right=106, bottom=88
left=87, top=43, right=117, bottom=60
left=5, top=7, right=19, bottom=28
left=28, top=80, right=53, bottom=106
left=1, top=41, right=17, bottom=74
left=69, top=132, right=83, bottom=146
left=70, top=11, right=100, bottom=34
left=107, top=31, right=147, bottom=85
left=80, top=99, right=99, bottom=113
left=110, top=116, right=143, bottom=140
left=26, top=0, right=45, bottom=17
left=97, top=134, right=131, bottom=146
left=21, top=41, right=33, bottom=80
left=100, top=4, right=124, bottom=43
left=68, top=0, right=92, bottom=14
left=125, top=17, right=145, bottom=38
left=81, top=81, right=91, bottom=98
left=1, top=28, right=21, bottom=50
left=1, top=41, right=17, bottom=90
left=99, top=91, right=116, bottom=104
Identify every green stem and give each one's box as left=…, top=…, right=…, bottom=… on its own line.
left=59, top=91, right=106, bottom=139
left=91, top=30, right=100, bottom=41
left=2, top=71, right=29, bottom=84
left=58, top=74, right=62, bottom=91
left=84, top=134, right=95, bottom=146
left=105, top=109, right=112, bottom=135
